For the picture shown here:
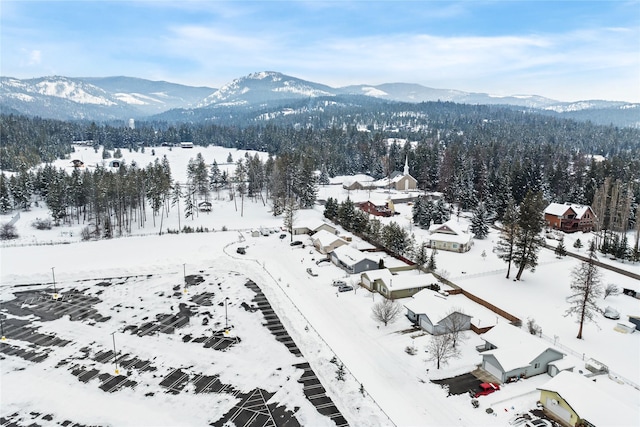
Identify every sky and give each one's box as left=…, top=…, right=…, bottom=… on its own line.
left=1, top=0, right=639, bottom=102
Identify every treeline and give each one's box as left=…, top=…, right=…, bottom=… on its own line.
left=0, top=150, right=317, bottom=239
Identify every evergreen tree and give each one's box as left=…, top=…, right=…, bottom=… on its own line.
left=573, top=238, right=583, bottom=251
left=171, top=183, right=183, bottom=231
left=427, top=249, right=437, bottom=272
left=324, top=197, right=338, bottom=220
left=381, top=221, right=411, bottom=255
left=227, top=152, right=233, bottom=163
left=555, top=239, right=567, bottom=258
left=337, top=198, right=356, bottom=230
left=565, top=240, right=603, bottom=339
left=513, top=191, right=546, bottom=281
left=470, top=202, right=490, bottom=239
left=495, top=199, right=519, bottom=279
left=413, top=242, right=429, bottom=272
left=283, top=197, right=298, bottom=239
left=46, top=168, right=68, bottom=225
left=319, top=164, right=330, bottom=185
left=0, top=173, right=12, bottom=213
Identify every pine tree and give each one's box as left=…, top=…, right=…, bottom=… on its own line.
left=283, top=197, right=298, bottom=240
left=495, top=199, right=519, bottom=279
left=381, top=221, right=411, bottom=255
left=227, top=152, right=233, bottom=163
left=0, top=173, right=12, bottom=213
left=427, top=249, right=437, bottom=272
left=470, top=201, right=490, bottom=239
left=513, top=191, right=546, bottom=281
left=573, top=238, right=583, bottom=251
left=413, top=242, right=429, bottom=272
left=555, top=239, right=567, bottom=258
left=324, top=197, right=338, bottom=220
left=565, top=240, right=603, bottom=339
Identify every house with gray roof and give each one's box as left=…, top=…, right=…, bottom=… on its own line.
left=330, top=245, right=379, bottom=274
left=478, top=323, right=564, bottom=383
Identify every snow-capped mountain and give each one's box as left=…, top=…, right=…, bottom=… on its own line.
left=0, top=76, right=214, bottom=120
left=1, top=72, right=637, bottom=127
left=198, top=71, right=335, bottom=107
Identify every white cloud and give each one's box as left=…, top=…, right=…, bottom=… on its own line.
left=28, top=49, right=42, bottom=65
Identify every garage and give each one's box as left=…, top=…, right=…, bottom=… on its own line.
left=483, top=358, right=504, bottom=383
left=545, top=398, right=571, bottom=424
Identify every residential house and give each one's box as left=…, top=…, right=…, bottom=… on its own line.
left=404, top=289, right=472, bottom=334
left=312, top=230, right=348, bottom=254
left=425, top=220, right=473, bottom=253
left=477, top=323, right=564, bottom=383
left=544, top=203, right=596, bottom=233
left=358, top=199, right=394, bottom=217
left=330, top=245, right=379, bottom=274
left=361, top=269, right=438, bottom=299
left=71, top=159, right=85, bottom=168
left=537, top=371, right=636, bottom=427
left=292, top=220, right=338, bottom=236
left=180, top=142, right=194, bottom=149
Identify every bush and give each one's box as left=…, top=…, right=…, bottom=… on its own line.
left=0, top=223, right=19, bottom=240
left=32, top=218, right=52, bottom=230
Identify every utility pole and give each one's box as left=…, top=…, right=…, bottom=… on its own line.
left=183, top=263, right=188, bottom=294
left=111, top=331, right=120, bottom=375
left=51, top=267, right=58, bottom=299
left=224, top=297, right=230, bottom=331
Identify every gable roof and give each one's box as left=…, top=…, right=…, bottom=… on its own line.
left=538, top=371, right=637, bottom=426
left=482, top=323, right=563, bottom=372
left=427, top=220, right=472, bottom=244
left=331, top=245, right=377, bottom=266
left=362, top=268, right=394, bottom=284
left=404, top=288, right=469, bottom=323
left=544, top=202, right=594, bottom=219
left=312, top=229, right=346, bottom=247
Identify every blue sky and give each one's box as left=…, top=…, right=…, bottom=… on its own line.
left=1, top=0, right=639, bottom=102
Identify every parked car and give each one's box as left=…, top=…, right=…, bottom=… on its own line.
left=604, top=306, right=620, bottom=320
left=332, top=280, right=347, bottom=287
left=473, top=382, right=500, bottom=398
left=508, top=414, right=532, bottom=426
left=524, top=420, right=552, bottom=427
left=290, top=240, right=303, bottom=246
left=338, top=285, right=353, bottom=292
left=306, top=268, right=318, bottom=277
left=236, top=247, right=246, bottom=255
left=279, top=234, right=287, bottom=239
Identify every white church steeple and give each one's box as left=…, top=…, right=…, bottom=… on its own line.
left=403, top=155, right=409, bottom=176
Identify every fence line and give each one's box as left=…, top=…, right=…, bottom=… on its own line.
left=537, top=331, right=639, bottom=391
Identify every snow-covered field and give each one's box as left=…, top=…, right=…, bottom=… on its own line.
left=1, top=145, right=639, bottom=426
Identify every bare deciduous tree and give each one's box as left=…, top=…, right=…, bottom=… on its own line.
left=371, top=298, right=402, bottom=327
left=565, top=240, right=603, bottom=339
left=426, top=333, right=460, bottom=369
left=604, top=283, right=620, bottom=300
left=443, top=308, right=469, bottom=348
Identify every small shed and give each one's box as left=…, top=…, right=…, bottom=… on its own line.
left=614, top=320, right=636, bottom=334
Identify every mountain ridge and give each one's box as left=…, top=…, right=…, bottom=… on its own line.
left=1, top=72, right=637, bottom=127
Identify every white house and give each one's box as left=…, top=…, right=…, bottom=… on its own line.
left=404, top=289, right=472, bottom=334
left=292, top=220, right=338, bottom=236
left=312, top=230, right=348, bottom=254
left=425, top=220, right=473, bottom=253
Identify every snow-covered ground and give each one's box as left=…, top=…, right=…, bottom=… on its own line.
left=1, top=145, right=639, bottom=426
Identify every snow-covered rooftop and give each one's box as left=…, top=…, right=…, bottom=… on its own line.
left=331, top=245, right=377, bottom=266
left=544, top=202, right=592, bottom=219
left=312, top=229, right=346, bottom=248
left=538, top=371, right=637, bottom=426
